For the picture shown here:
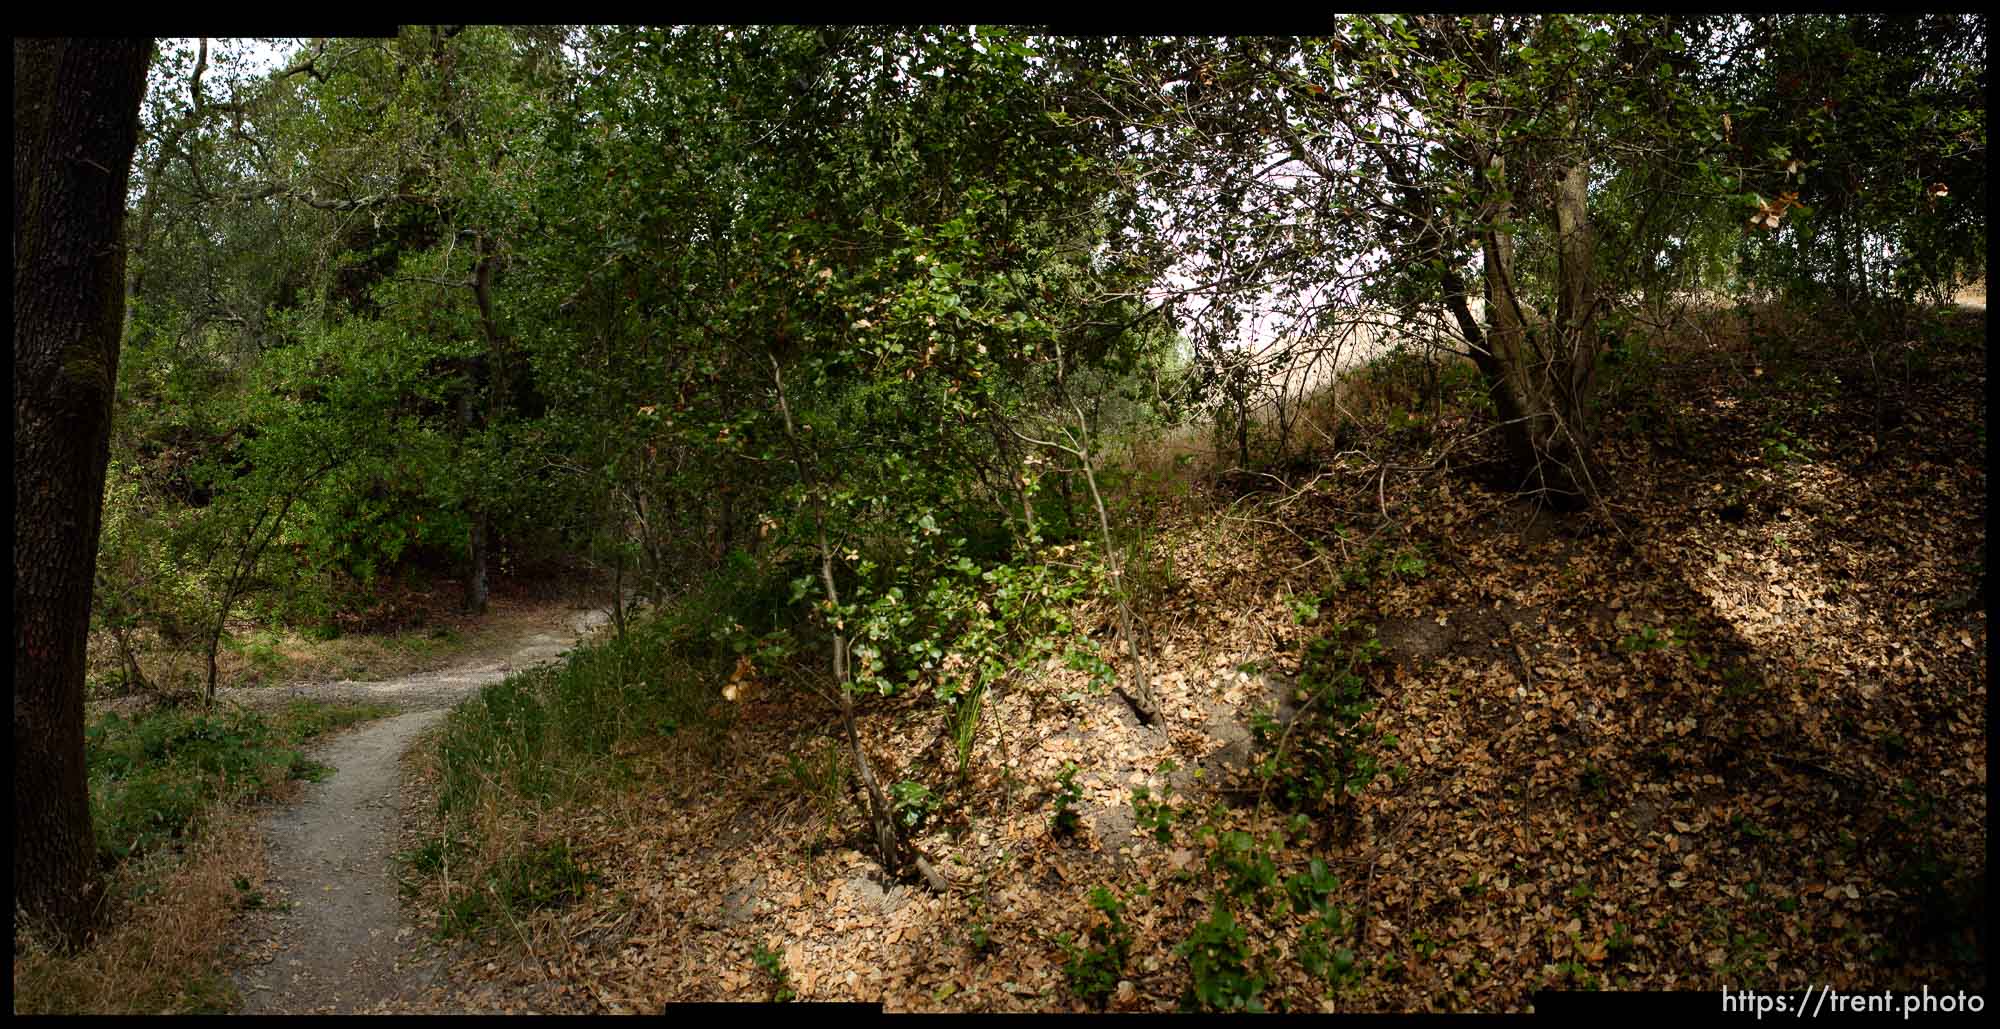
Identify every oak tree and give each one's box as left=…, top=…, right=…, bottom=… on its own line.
left=14, top=35, right=154, bottom=950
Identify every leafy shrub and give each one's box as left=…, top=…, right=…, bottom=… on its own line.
left=1251, top=622, right=1396, bottom=819
left=1130, top=775, right=1182, bottom=846
left=1299, top=924, right=1361, bottom=990
left=1617, top=625, right=1678, bottom=653
left=959, top=894, right=998, bottom=956
left=1331, top=542, right=1430, bottom=591
left=889, top=779, right=940, bottom=831
left=1297, top=893, right=1361, bottom=990
left=1059, top=886, right=1132, bottom=1008
left=848, top=546, right=1101, bottom=704
left=1179, top=901, right=1265, bottom=1012
left=752, top=942, right=797, bottom=1002
left=1294, top=864, right=1362, bottom=993
left=1208, top=829, right=1280, bottom=907
left=1061, top=644, right=1117, bottom=699
left=1051, top=761, right=1084, bottom=836
left=231, top=630, right=290, bottom=679
left=1284, top=858, right=1341, bottom=916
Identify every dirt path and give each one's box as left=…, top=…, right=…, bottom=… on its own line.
left=229, top=604, right=613, bottom=1014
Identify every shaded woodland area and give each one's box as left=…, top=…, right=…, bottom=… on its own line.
left=13, top=21, right=1986, bottom=1013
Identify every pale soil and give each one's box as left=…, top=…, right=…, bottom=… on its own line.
left=227, top=602, right=614, bottom=1014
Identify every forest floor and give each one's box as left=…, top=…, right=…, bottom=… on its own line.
left=223, top=593, right=616, bottom=1014
left=335, top=304, right=1981, bottom=1012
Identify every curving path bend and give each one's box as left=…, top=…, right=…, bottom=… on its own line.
left=229, top=605, right=612, bottom=1014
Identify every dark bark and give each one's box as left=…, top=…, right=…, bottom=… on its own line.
left=442, top=26, right=512, bottom=616
left=456, top=353, right=491, bottom=615
left=984, top=406, right=1037, bottom=547
left=1455, top=134, right=1604, bottom=509
left=125, top=38, right=204, bottom=309
left=14, top=35, right=154, bottom=950
left=610, top=546, right=628, bottom=641
left=1067, top=418, right=1161, bottom=727
left=465, top=510, right=492, bottom=614
left=1235, top=391, right=1251, bottom=469
left=1834, top=206, right=1854, bottom=303
left=713, top=484, right=736, bottom=564
left=1271, top=31, right=1609, bottom=509
left=460, top=237, right=511, bottom=615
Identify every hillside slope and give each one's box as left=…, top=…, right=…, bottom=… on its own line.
left=382, top=306, right=1986, bottom=1013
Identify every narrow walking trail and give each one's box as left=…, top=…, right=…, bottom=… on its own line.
left=229, top=605, right=613, bottom=1014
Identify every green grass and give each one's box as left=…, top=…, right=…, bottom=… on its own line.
left=431, top=610, right=723, bottom=822
left=1060, top=886, right=1133, bottom=1008
left=85, top=699, right=397, bottom=865
left=438, top=838, right=600, bottom=937
left=418, top=587, right=736, bottom=936
left=16, top=698, right=395, bottom=1014
left=752, top=942, right=798, bottom=1002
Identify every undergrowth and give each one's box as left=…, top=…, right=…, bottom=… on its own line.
left=378, top=299, right=1983, bottom=1010
left=431, top=600, right=729, bottom=827
left=414, top=586, right=734, bottom=937
left=1058, top=886, right=1133, bottom=1008
left=87, top=699, right=396, bottom=863
left=1251, top=621, right=1400, bottom=825
left=16, top=698, right=396, bottom=1014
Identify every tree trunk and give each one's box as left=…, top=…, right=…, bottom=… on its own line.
left=466, top=509, right=492, bottom=615
left=463, top=236, right=509, bottom=616
left=14, top=35, right=154, bottom=951
left=457, top=369, right=491, bottom=615
left=203, top=474, right=329, bottom=705
left=1452, top=143, right=1605, bottom=510
left=713, top=484, right=735, bottom=565
left=1070, top=416, right=1160, bottom=727
left=126, top=38, right=205, bottom=311
left=610, top=545, right=627, bottom=641
left=1546, top=147, right=1610, bottom=502
left=1017, top=477, right=1037, bottom=545
left=1274, top=30, right=1607, bottom=509
left=984, top=407, right=1037, bottom=549
left=1833, top=206, right=1854, bottom=303
left=113, top=622, right=151, bottom=695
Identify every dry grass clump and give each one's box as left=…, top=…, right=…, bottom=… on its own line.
left=12, top=807, right=265, bottom=1014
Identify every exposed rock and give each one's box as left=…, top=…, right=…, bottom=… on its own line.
left=1195, top=673, right=1296, bottom=785
left=1087, top=797, right=1138, bottom=851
